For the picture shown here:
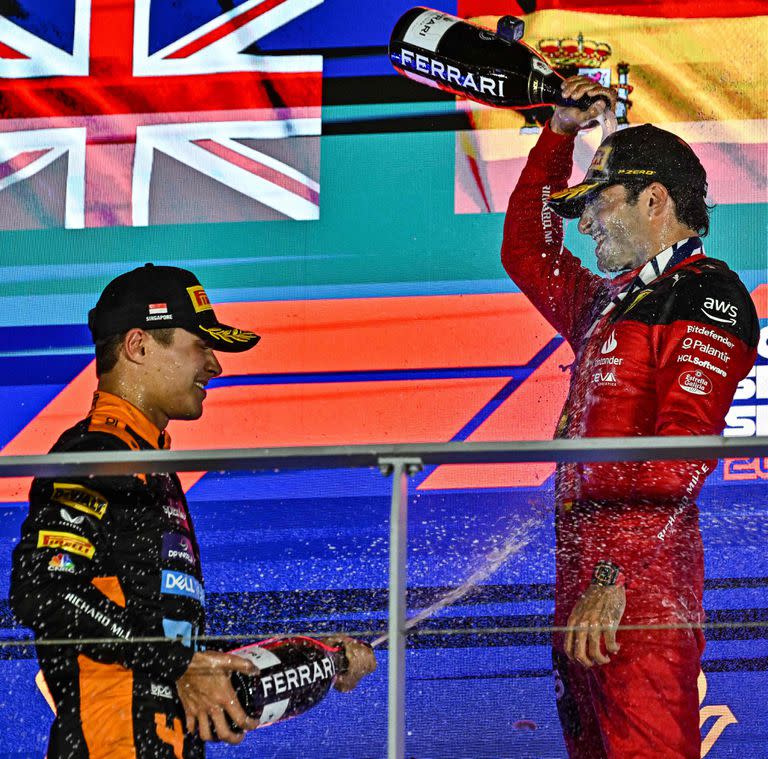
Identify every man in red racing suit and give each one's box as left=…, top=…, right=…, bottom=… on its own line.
left=501, top=77, right=759, bottom=757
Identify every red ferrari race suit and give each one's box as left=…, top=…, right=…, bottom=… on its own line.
left=10, top=391, right=205, bottom=758
left=501, top=125, right=759, bottom=759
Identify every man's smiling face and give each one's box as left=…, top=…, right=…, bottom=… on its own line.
left=577, top=184, right=656, bottom=274
left=143, top=329, right=222, bottom=425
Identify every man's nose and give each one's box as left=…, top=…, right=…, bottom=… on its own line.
left=578, top=210, right=592, bottom=235
left=207, top=351, right=222, bottom=378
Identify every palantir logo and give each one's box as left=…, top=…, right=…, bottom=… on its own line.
left=601, top=330, right=617, bottom=355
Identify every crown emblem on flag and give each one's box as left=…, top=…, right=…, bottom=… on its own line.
left=537, top=34, right=612, bottom=68
left=515, top=30, right=632, bottom=132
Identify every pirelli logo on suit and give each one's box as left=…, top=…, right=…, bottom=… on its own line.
left=38, top=530, right=95, bottom=559
left=51, top=482, right=108, bottom=520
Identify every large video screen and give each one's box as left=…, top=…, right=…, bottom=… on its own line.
left=0, top=1, right=766, bottom=756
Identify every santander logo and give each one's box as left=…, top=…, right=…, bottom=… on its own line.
left=601, top=331, right=618, bottom=355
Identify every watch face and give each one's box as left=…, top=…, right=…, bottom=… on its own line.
left=593, top=561, right=619, bottom=586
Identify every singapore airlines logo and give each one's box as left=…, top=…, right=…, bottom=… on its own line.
left=698, top=671, right=737, bottom=756
left=601, top=331, right=617, bottom=355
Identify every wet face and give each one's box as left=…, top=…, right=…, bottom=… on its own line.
left=578, top=185, right=655, bottom=273
left=144, top=329, right=222, bottom=424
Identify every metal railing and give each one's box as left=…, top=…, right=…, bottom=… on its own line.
left=2, top=434, right=767, bottom=759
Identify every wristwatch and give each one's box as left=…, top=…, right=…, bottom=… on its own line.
left=591, top=560, right=626, bottom=588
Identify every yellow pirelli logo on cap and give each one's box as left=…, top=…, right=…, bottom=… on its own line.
left=187, top=286, right=213, bottom=313
left=38, top=531, right=95, bottom=559
left=51, top=482, right=108, bottom=520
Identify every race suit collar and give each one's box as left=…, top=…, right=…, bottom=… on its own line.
left=586, top=236, right=704, bottom=339
left=89, top=390, right=172, bottom=450
left=629, top=236, right=704, bottom=291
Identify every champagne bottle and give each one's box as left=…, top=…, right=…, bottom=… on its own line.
left=228, top=636, right=349, bottom=729
left=389, top=7, right=608, bottom=111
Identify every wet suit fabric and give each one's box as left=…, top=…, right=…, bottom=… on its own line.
left=502, top=124, right=759, bottom=758
left=10, top=392, right=205, bottom=758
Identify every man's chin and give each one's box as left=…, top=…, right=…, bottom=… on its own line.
left=171, top=406, right=204, bottom=422
left=596, top=258, right=619, bottom=274
left=596, top=254, right=631, bottom=275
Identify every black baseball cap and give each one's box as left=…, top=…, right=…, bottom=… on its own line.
left=547, top=124, right=708, bottom=219
left=88, top=264, right=260, bottom=353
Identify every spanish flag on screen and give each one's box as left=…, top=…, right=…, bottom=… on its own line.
left=455, top=0, right=767, bottom=214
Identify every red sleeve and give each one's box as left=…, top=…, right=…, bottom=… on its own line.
left=501, top=124, right=604, bottom=347
left=583, top=269, right=759, bottom=583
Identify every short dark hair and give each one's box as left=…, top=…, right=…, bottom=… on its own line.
left=94, top=328, right=175, bottom=377
left=623, top=180, right=712, bottom=237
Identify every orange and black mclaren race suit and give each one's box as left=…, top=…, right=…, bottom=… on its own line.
left=10, top=391, right=205, bottom=758
left=502, top=125, right=759, bottom=758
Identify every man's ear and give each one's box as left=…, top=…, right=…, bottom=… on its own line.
left=644, top=182, right=671, bottom=220
left=122, top=328, right=149, bottom=365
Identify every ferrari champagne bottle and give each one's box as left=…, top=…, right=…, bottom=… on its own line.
left=389, top=7, right=607, bottom=111
left=228, top=636, right=349, bottom=729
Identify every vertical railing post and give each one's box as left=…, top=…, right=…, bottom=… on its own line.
left=379, top=456, right=422, bottom=759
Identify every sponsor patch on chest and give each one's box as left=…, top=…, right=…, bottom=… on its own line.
left=51, top=482, right=108, bottom=520
left=48, top=552, right=75, bottom=573
left=592, top=369, right=618, bottom=385
left=161, top=500, right=191, bottom=532
left=678, top=370, right=713, bottom=396
left=160, top=570, right=205, bottom=604
left=162, top=533, right=196, bottom=566
left=38, top=530, right=95, bottom=559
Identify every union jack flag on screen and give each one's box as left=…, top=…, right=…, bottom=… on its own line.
left=0, top=0, right=322, bottom=229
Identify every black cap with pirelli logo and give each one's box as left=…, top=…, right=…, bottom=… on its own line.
left=547, top=123, right=708, bottom=219
left=88, top=263, right=260, bottom=352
